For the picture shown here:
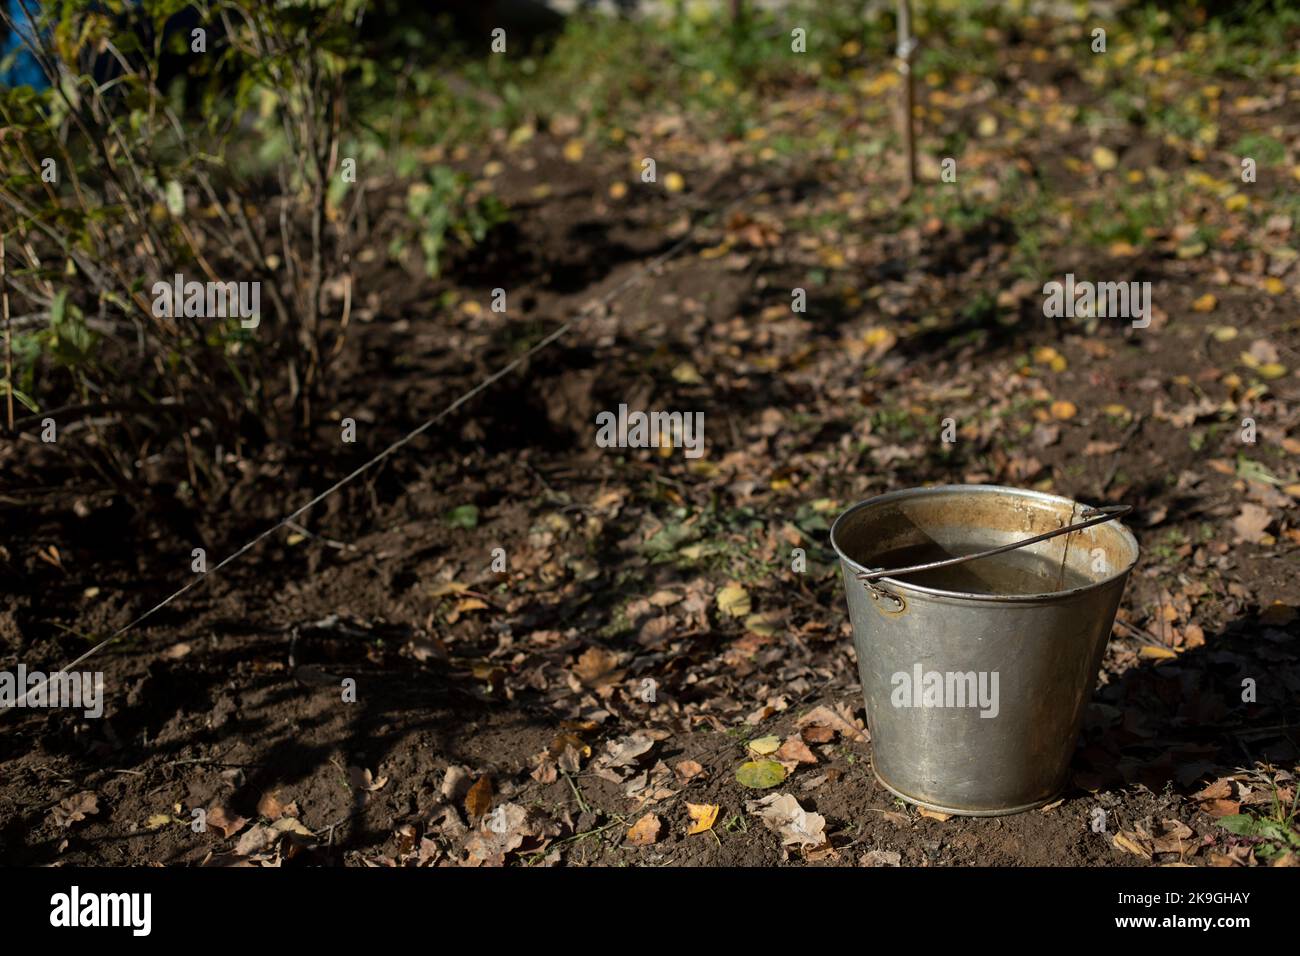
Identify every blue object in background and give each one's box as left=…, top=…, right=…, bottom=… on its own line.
left=1, top=0, right=51, bottom=89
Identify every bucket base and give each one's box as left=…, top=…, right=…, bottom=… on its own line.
left=872, top=763, right=1062, bottom=817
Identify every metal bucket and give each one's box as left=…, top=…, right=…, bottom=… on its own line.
left=829, top=485, right=1139, bottom=815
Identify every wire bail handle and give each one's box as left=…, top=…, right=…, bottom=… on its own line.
left=856, top=503, right=1133, bottom=604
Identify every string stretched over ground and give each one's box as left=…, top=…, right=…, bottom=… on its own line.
left=1, top=182, right=769, bottom=717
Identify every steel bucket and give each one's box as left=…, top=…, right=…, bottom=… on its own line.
left=829, top=485, right=1139, bottom=815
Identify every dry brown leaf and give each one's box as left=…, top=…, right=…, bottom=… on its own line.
left=49, top=792, right=99, bottom=828
left=1114, top=831, right=1153, bottom=859
left=464, top=776, right=493, bottom=821
left=207, top=806, right=248, bottom=839
left=796, top=704, right=867, bottom=742
left=674, top=759, right=706, bottom=784
left=573, top=646, right=623, bottom=686
left=860, top=849, right=902, bottom=866
left=1201, top=799, right=1241, bottom=817
left=775, top=737, right=818, bottom=765
left=626, top=813, right=662, bottom=846
left=800, top=723, right=835, bottom=744
left=1232, top=504, right=1273, bottom=544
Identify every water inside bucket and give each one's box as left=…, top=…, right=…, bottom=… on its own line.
left=868, top=543, right=1095, bottom=596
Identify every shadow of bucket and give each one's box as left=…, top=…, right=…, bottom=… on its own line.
left=829, top=485, right=1139, bottom=816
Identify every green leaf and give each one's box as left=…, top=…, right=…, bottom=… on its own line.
left=735, top=760, right=786, bottom=789
left=1216, top=814, right=1260, bottom=837
left=164, top=180, right=185, bottom=217
left=446, top=504, right=479, bottom=530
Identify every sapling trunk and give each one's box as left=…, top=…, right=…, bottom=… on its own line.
left=897, top=0, right=917, bottom=200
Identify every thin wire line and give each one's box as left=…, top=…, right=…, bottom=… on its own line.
left=2, top=182, right=766, bottom=716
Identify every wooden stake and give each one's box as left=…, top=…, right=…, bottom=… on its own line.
left=897, top=0, right=918, bottom=200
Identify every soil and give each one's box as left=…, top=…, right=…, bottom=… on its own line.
left=2, top=16, right=1299, bottom=868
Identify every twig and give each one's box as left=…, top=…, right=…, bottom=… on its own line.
left=2, top=233, right=12, bottom=431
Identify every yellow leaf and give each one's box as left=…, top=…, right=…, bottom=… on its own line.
left=743, top=612, right=781, bottom=636
left=428, top=581, right=471, bottom=598
left=1212, top=326, right=1237, bottom=341
left=671, top=362, right=703, bottom=384
left=508, top=124, right=535, bottom=148
left=145, top=813, right=175, bottom=830
left=664, top=172, right=685, bottom=193
left=1192, top=293, right=1217, bottom=312
left=735, top=760, right=786, bottom=789
left=1091, top=146, right=1118, bottom=170
left=977, top=115, right=998, bottom=137
left=608, top=181, right=628, bottom=200
left=748, top=735, right=781, bottom=755
left=1050, top=400, right=1078, bottom=420
left=918, top=807, right=952, bottom=821
left=716, top=583, right=751, bottom=618
left=1225, top=194, right=1248, bottom=212
left=562, top=139, right=584, bottom=162
left=1139, top=645, right=1179, bottom=660
left=1263, top=277, right=1286, bottom=295
left=686, top=803, right=720, bottom=835
left=1257, top=362, right=1287, bottom=379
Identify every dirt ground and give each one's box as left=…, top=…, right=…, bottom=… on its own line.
left=2, top=9, right=1299, bottom=867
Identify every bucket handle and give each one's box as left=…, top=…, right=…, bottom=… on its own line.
left=856, top=504, right=1132, bottom=603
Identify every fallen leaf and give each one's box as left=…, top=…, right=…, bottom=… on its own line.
left=918, top=807, right=952, bottom=822
left=796, top=704, right=868, bottom=742
left=674, top=759, right=706, bottom=784
left=775, top=737, right=818, bottom=765
left=49, top=792, right=98, bottom=828
left=1092, top=145, right=1118, bottom=170
left=748, top=735, right=781, bottom=755
left=736, top=760, right=787, bottom=789
left=748, top=793, right=827, bottom=849
left=573, top=646, right=623, bottom=686
left=464, top=776, right=493, bottom=821
left=1232, top=503, right=1273, bottom=544
left=860, top=849, right=902, bottom=866
left=348, top=767, right=389, bottom=793
left=626, top=813, right=662, bottom=846
left=716, top=583, right=751, bottom=618
left=603, top=733, right=655, bottom=768
left=800, top=723, right=835, bottom=744
left=207, top=806, right=248, bottom=838
left=686, top=803, right=720, bottom=835
left=1114, top=831, right=1153, bottom=860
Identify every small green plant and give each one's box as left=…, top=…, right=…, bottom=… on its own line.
left=397, top=166, right=508, bottom=278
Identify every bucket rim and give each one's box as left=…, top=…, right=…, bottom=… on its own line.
left=828, top=484, right=1140, bottom=604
